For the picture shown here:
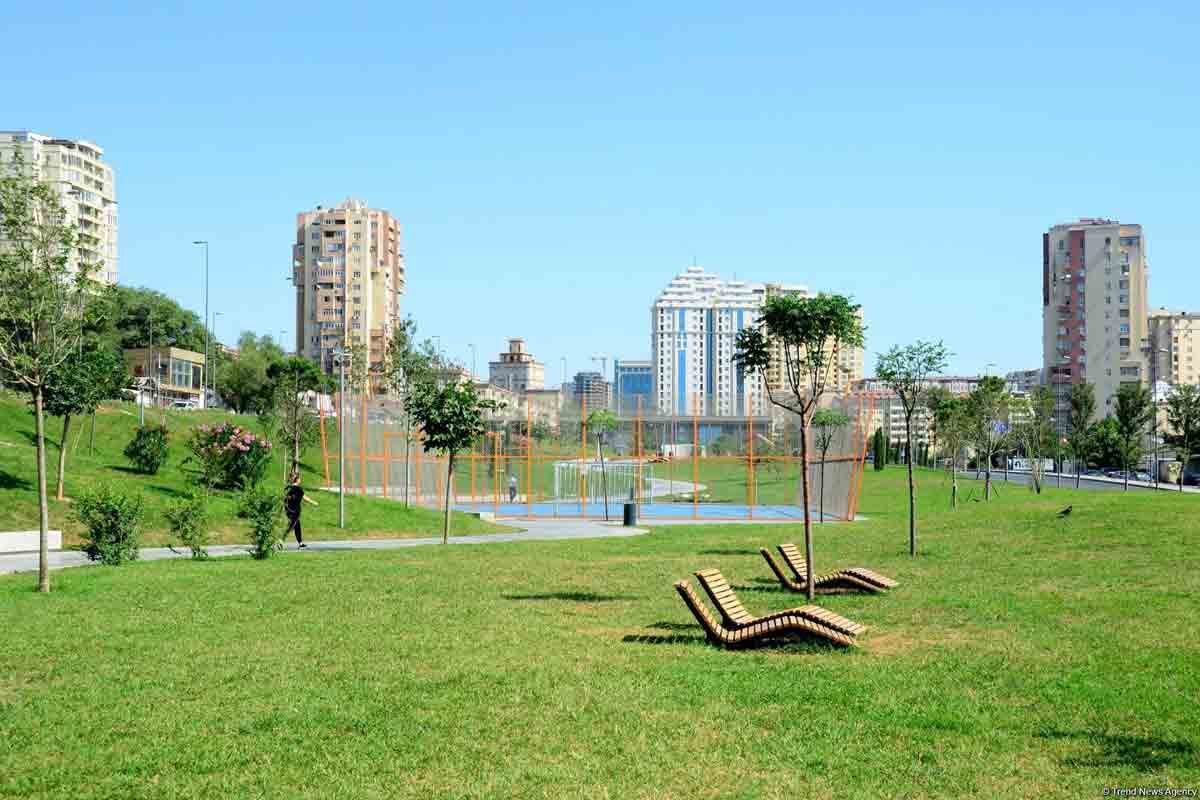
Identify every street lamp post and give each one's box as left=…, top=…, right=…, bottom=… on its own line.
left=468, top=344, right=476, bottom=380
left=1147, top=343, right=1170, bottom=489
left=192, top=241, right=209, bottom=408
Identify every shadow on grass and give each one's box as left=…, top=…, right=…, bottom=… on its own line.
left=1036, top=730, right=1197, bottom=770
left=0, top=470, right=32, bottom=490
left=503, top=592, right=636, bottom=603
left=697, top=548, right=761, bottom=556
left=731, top=584, right=786, bottom=593
left=146, top=485, right=192, bottom=500
left=621, top=633, right=707, bottom=647
left=646, top=621, right=698, bottom=631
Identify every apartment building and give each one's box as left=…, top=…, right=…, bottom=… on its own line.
left=1043, top=219, right=1148, bottom=425
left=293, top=199, right=405, bottom=378
left=763, top=284, right=864, bottom=397
left=613, top=359, right=653, bottom=415
left=1148, top=309, right=1200, bottom=388
left=570, top=371, right=611, bottom=412
left=1006, top=368, right=1043, bottom=395
left=0, top=131, right=118, bottom=283
left=489, top=338, right=545, bottom=393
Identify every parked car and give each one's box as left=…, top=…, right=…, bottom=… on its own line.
left=171, top=400, right=198, bottom=410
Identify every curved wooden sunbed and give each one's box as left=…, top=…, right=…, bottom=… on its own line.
left=672, top=580, right=854, bottom=649
left=760, top=543, right=897, bottom=594
left=693, top=568, right=866, bottom=636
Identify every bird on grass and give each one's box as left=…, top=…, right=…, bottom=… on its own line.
left=1056, top=505, right=1073, bottom=518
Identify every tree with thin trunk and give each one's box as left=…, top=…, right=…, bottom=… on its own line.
left=964, top=376, right=1011, bottom=501
left=0, top=150, right=96, bottom=593
left=735, top=293, right=865, bottom=601
left=876, top=341, right=949, bottom=556
left=405, top=379, right=499, bottom=543
left=586, top=409, right=618, bottom=520
left=1014, top=386, right=1055, bottom=494
left=267, top=356, right=329, bottom=478
left=1066, top=382, right=1096, bottom=488
left=382, top=318, right=443, bottom=507
left=44, top=346, right=127, bottom=500
left=1164, top=384, right=1200, bottom=492
left=1114, top=382, right=1153, bottom=491
left=927, top=388, right=967, bottom=509
left=811, top=408, right=849, bottom=524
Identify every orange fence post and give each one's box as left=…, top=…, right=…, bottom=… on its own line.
left=493, top=433, right=500, bottom=517
left=470, top=438, right=477, bottom=513
left=383, top=432, right=390, bottom=500
left=415, top=436, right=422, bottom=507
left=318, top=403, right=331, bottom=488
left=692, top=394, right=699, bottom=520
left=526, top=401, right=533, bottom=517
left=635, top=396, right=643, bottom=504
left=359, top=393, right=367, bottom=496
left=746, top=393, right=754, bottom=518
left=580, top=395, right=588, bottom=516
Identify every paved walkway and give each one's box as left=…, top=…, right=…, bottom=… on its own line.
left=0, top=519, right=648, bottom=576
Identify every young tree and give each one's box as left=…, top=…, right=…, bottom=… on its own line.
left=1014, top=386, right=1055, bottom=494
left=44, top=347, right=127, bottom=499
left=963, top=376, right=1011, bottom=501
left=811, top=408, right=849, bottom=525
left=1114, top=382, right=1153, bottom=491
left=735, top=293, right=865, bottom=600
left=217, top=332, right=285, bottom=413
left=1088, top=417, right=1123, bottom=471
left=1066, top=382, right=1097, bottom=488
left=876, top=340, right=949, bottom=556
left=405, top=379, right=500, bottom=543
left=586, top=409, right=619, bottom=520
left=928, top=389, right=968, bottom=509
left=0, top=152, right=98, bottom=592
left=267, top=356, right=328, bottom=477
left=1164, top=384, right=1200, bottom=492
left=382, top=319, right=443, bottom=507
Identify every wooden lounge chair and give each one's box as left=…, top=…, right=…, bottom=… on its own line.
left=672, top=580, right=855, bottom=649
left=693, top=569, right=867, bottom=636
left=760, top=543, right=897, bottom=594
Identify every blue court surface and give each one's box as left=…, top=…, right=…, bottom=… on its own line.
left=454, top=501, right=825, bottom=520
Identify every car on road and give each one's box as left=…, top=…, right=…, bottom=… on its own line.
left=170, top=400, right=199, bottom=410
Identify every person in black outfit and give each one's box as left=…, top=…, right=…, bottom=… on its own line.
left=284, top=469, right=318, bottom=548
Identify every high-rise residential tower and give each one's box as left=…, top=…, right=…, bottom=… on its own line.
left=1043, top=219, right=1149, bottom=424
left=1148, top=309, right=1200, bottom=388
left=0, top=131, right=118, bottom=283
left=652, top=266, right=769, bottom=417
left=293, top=198, right=405, bottom=377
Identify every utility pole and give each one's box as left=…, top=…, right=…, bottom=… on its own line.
left=335, top=347, right=348, bottom=528
left=192, top=241, right=210, bottom=408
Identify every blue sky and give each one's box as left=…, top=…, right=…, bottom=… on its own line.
left=5, top=2, right=1198, bottom=383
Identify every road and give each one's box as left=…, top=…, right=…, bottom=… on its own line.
left=952, top=469, right=1197, bottom=494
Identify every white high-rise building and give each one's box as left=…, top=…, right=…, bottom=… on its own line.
left=0, top=131, right=118, bottom=283
left=651, top=266, right=775, bottom=417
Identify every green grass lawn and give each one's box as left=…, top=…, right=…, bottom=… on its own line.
left=0, top=392, right=508, bottom=546
left=2, top=467, right=1197, bottom=798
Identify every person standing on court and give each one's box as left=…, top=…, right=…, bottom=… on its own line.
left=509, top=473, right=518, bottom=503
left=284, top=468, right=319, bottom=548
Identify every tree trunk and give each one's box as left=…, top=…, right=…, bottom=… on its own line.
left=905, top=417, right=916, bottom=556
left=55, top=414, right=71, bottom=501
left=442, top=452, right=455, bottom=544
left=1075, top=453, right=1081, bottom=489
left=818, top=457, right=825, bottom=524
left=798, top=416, right=814, bottom=602
left=951, top=454, right=958, bottom=510
left=984, top=456, right=992, bottom=501
left=34, top=388, right=50, bottom=594
left=89, top=410, right=97, bottom=456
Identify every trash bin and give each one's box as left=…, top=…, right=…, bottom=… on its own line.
left=623, top=502, right=638, bottom=527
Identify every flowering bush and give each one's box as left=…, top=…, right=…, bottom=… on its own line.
left=123, top=424, right=170, bottom=475
left=187, top=422, right=273, bottom=490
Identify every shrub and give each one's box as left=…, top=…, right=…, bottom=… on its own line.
left=73, top=484, right=143, bottom=565
left=123, top=424, right=170, bottom=475
left=187, top=422, right=273, bottom=490
left=240, top=486, right=281, bottom=560
left=164, top=491, right=210, bottom=560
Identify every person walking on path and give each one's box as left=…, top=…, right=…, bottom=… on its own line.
left=284, top=469, right=319, bottom=548
left=508, top=474, right=518, bottom=503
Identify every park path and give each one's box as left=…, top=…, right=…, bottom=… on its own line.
left=0, top=519, right=647, bottom=576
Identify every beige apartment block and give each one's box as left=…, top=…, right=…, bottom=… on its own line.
left=1149, top=309, right=1200, bottom=388
left=489, top=338, right=545, bottom=393
left=0, top=131, right=118, bottom=283
left=1043, top=219, right=1148, bottom=425
left=293, top=198, right=405, bottom=378
left=763, top=283, right=864, bottom=398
